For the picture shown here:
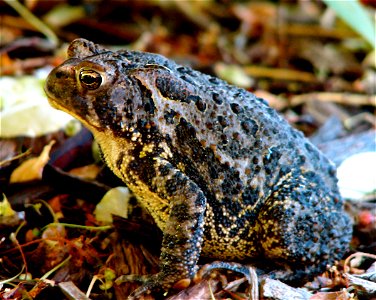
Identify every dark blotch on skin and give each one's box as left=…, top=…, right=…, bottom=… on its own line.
left=217, top=116, right=229, bottom=128
left=241, top=120, right=259, bottom=135
left=212, top=92, right=223, bottom=105
left=164, top=109, right=177, bottom=124
left=230, top=103, right=243, bottom=114
left=195, top=98, right=206, bottom=112
left=156, top=76, right=190, bottom=103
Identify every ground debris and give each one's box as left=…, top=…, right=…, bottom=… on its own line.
left=261, top=277, right=312, bottom=300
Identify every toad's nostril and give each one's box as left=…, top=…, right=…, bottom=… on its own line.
left=55, top=70, right=65, bottom=79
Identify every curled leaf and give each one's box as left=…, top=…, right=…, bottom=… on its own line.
left=94, top=187, right=131, bottom=223
left=10, top=140, right=55, bottom=183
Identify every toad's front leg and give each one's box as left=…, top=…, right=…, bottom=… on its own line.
left=127, top=158, right=207, bottom=299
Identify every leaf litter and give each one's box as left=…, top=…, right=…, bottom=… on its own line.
left=0, top=1, right=375, bottom=299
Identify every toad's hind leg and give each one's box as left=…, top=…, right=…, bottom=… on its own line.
left=257, top=172, right=352, bottom=282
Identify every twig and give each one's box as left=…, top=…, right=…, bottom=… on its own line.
left=5, top=0, right=58, bottom=47
left=59, top=281, right=91, bottom=300
left=244, top=66, right=318, bottom=83
left=290, top=92, right=375, bottom=107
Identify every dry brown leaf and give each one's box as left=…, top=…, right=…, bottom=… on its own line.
left=10, top=140, right=55, bottom=183
left=309, top=290, right=351, bottom=300
left=69, top=164, right=101, bottom=180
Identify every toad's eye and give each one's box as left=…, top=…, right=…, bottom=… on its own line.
left=79, top=70, right=102, bottom=90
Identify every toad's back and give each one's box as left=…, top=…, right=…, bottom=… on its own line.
left=45, top=39, right=352, bottom=298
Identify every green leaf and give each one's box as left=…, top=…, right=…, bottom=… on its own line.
left=323, top=0, right=375, bottom=48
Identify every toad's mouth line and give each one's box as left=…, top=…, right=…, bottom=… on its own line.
left=44, top=93, right=69, bottom=115
left=45, top=94, right=93, bottom=129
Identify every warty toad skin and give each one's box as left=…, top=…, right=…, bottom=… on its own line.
left=45, top=39, right=352, bottom=298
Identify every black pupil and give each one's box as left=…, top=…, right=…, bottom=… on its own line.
left=80, top=71, right=102, bottom=89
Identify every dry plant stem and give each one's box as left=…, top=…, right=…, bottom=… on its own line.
left=59, top=281, right=91, bottom=300
left=344, top=112, right=376, bottom=129
left=45, top=222, right=112, bottom=231
left=244, top=66, right=318, bottom=83
left=0, top=238, right=58, bottom=256
left=1, top=15, right=37, bottom=31
left=4, top=0, right=58, bottom=47
left=86, top=275, right=100, bottom=298
left=290, top=92, right=376, bottom=107
left=0, top=149, right=31, bottom=167
left=10, top=225, right=28, bottom=275
left=208, top=279, right=216, bottom=300
left=173, top=1, right=214, bottom=29
left=0, top=54, right=55, bottom=76
left=0, top=265, right=25, bottom=287
left=279, top=24, right=357, bottom=40
left=40, top=255, right=72, bottom=280
left=222, top=277, right=247, bottom=291
left=248, top=267, right=259, bottom=300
